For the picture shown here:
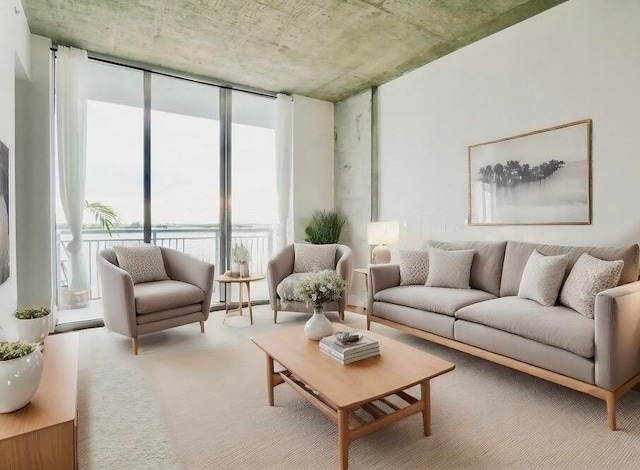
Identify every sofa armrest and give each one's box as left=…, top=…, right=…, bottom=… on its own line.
left=267, top=244, right=295, bottom=310
left=595, top=280, right=640, bottom=391
left=97, top=255, right=137, bottom=337
left=336, top=245, right=354, bottom=312
left=368, top=264, right=401, bottom=312
left=161, top=248, right=215, bottom=319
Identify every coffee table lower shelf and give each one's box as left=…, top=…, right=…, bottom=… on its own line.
left=266, top=357, right=431, bottom=469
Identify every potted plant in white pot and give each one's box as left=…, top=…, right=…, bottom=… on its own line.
left=294, top=269, right=347, bottom=340
left=0, top=341, right=44, bottom=413
left=14, top=307, right=51, bottom=344
left=232, top=244, right=251, bottom=278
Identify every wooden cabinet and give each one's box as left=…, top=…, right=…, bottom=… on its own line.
left=0, top=333, right=79, bottom=469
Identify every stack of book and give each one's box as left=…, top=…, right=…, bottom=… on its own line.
left=319, top=333, right=380, bottom=364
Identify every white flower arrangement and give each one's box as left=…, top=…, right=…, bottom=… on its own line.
left=232, top=244, right=251, bottom=264
left=294, top=269, right=347, bottom=310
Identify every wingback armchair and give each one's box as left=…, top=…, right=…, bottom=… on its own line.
left=267, top=244, right=353, bottom=323
left=98, top=246, right=215, bottom=355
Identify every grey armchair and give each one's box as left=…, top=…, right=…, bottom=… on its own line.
left=98, top=247, right=215, bottom=355
left=267, top=244, right=353, bottom=323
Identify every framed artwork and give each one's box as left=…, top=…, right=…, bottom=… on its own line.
left=0, top=140, right=8, bottom=285
left=468, top=119, right=592, bottom=225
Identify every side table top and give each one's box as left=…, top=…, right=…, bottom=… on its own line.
left=215, top=274, right=266, bottom=283
left=0, top=332, right=79, bottom=441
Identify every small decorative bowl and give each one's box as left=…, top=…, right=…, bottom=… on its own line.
left=335, top=330, right=364, bottom=346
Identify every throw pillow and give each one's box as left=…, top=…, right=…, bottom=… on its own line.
left=113, top=244, right=169, bottom=285
left=399, top=249, right=429, bottom=286
left=293, top=243, right=337, bottom=273
left=276, top=273, right=309, bottom=301
left=559, top=253, right=624, bottom=319
left=517, top=250, right=569, bottom=307
left=425, top=247, right=474, bottom=289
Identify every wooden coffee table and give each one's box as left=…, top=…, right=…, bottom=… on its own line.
left=251, top=325, right=454, bottom=469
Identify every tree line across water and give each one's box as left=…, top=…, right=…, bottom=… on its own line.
left=478, top=159, right=565, bottom=187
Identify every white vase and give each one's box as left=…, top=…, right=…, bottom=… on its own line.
left=239, top=262, right=250, bottom=278
left=304, top=307, right=333, bottom=340
left=0, top=348, right=44, bottom=413
left=15, top=316, right=50, bottom=344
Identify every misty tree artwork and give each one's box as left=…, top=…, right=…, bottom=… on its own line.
left=468, top=120, right=591, bottom=225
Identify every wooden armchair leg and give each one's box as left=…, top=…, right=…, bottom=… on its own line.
left=199, top=320, right=205, bottom=333
left=273, top=310, right=278, bottom=324
left=132, top=337, right=139, bottom=356
left=339, top=311, right=345, bottom=322
left=366, top=317, right=371, bottom=330
left=606, top=391, right=617, bottom=431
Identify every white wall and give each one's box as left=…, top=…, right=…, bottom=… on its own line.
left=0, top=0, right=31, bottom=338
left=378, top=0, right=640, bottom=249
left=16, top=35, right=53, bottom=310
left=292, top=95, right=334, bottom=241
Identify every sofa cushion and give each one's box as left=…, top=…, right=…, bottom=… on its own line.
left=559, top=253, right=624, bottom=319
left=113, top=244, right=170, bottom=285
left=455, top=296, right=595, bottom=358
left=429, top=241, right=506, bottom=296
left=134, top=280, right=205, bottom=314
left=399, top=249, right=430, bottom=286
left=373, top=285, right=495, bottom=316
left=500, top=241, right=639, bottom=297
left=425, top=247, right=474, bottom=289
left=293, top=243, right=336, bottom=273
left=518, top=251, right=569, bottom=307
left=276, top=273, right=310, bottom=301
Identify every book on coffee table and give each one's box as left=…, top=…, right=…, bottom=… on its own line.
left=320, top=345, right=380, bottom=364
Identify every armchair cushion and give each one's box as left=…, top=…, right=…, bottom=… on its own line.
left=134, top=280, right=205, bottom=314
left=276, top=273, right=311, bottom=301
left=293, top=243, right=337, bottom=273
left=113, top=244, right=169, bottom=284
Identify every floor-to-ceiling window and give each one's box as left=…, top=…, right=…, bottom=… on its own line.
left=55, top=57, right=276, bottom=317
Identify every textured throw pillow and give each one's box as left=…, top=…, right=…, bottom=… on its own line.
left=425, top=247, right=474, bottom=289
left=399, top=249, right=430, bottom=286
left=559, top=253, right=624, bottom=318
left=517, top=250, right=569, bottom=307
left=293, top=243, right=337, bottom=273
left=113, top=244, right=169, bottom=285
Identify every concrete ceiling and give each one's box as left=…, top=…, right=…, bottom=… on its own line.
left=22, top=0, right=567, bottom=102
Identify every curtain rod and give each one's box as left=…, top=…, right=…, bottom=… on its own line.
left=50, top=45, right=278, bottom=99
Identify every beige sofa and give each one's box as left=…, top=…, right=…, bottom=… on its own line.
left=98, top=247, right=215, bottom=355
left=367, top=240, right=640, bottom=430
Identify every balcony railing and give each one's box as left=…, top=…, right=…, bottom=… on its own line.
left=56, top=225, right=274, bottom=301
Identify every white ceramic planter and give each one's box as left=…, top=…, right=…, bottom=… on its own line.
left=239, top=262, right=250, bottom=278
left=0, top=348, right=44, bottom=413
left=15, top=316, right=50, bottom=344
left=304, top=307, right=333, bottom=340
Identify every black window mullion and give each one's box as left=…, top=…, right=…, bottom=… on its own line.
left=143, top=71, right=151, bottom=243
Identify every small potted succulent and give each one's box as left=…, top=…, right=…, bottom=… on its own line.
left=14, top=307, right=51, bottom=344
left=0, top=341, right=44, bottom=413
left=232, top=244, right=251, bottom=278
left=294, top=269, right=347, bottom=340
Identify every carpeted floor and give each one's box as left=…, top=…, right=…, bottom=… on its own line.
left=77, top=306, right=640, bottom=469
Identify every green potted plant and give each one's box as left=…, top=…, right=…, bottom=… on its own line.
left=294, top=269, right=347, bottom=340
left=0, top=342, right=44, bottom=413
left=14, top=307, right=51, bottom=344
left=304, top=210, right=347, bottom=244
left=232, top=244, right=251, bottom=278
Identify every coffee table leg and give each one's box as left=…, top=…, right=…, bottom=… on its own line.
left=338, top=408, right=349, bottom=470
left=266, top=355, right=275, bottom=406
left=421, top=380, right=431, bottom=436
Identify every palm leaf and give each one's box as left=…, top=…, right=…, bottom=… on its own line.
left=85, top=201, right=121, bottom=236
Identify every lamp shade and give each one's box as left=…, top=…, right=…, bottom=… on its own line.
left=367, top=221, right=399, bottom=245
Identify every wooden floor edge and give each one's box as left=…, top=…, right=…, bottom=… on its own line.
left=368, top=315, right=608, bottom=400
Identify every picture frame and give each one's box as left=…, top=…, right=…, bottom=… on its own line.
left=467, top=119, right=592, bottom=226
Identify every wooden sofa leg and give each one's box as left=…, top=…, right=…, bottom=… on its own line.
left=132, top=337, right=139, bottom=356
left=366, top=317, right=371, bottom=330
left=606, top=391, right=617, bottom=431
left=339, top=311, right=344, bottom=322
left=199, top=320, right=205, bottom=333
left=273, top=310, right=278, bottom=324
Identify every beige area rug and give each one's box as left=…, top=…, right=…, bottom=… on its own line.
left=78, top=306, right=640, bottom=469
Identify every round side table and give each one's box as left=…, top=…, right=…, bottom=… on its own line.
left=214, top=274, right=266, bottom=326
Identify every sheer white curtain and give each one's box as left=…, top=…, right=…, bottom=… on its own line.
left=275, top=93, right=293, bottom=251
left=56, top=46, right=89, bottom=295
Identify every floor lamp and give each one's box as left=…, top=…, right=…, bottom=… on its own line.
left=367, top=221, right=399, bottom=264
